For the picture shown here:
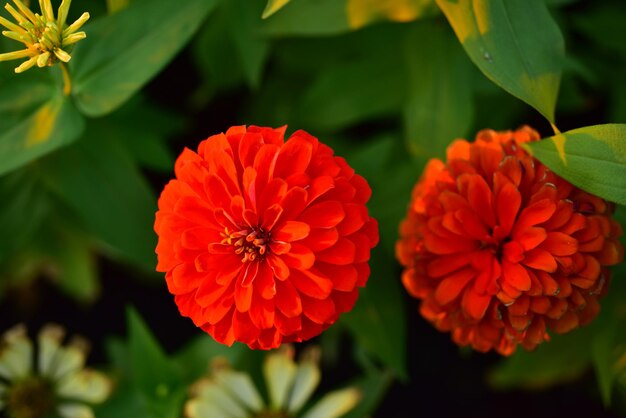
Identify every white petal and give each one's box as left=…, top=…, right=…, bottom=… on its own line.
left=56, top=369, right=111, bottom=403
left=286, top=360, right=320, bottom=413
left=57, top=403, right=95, bottom=418
left=196, top=381, right=248, bottom=418
left=300, top=388, right=361, bottom=418
left=38, top=324, right=65, bottom=376
left=215, top=369, right=264, bottom=411
left=186, top=398, right=246, bottom=418
left=0, top=325, right=33, bottom=379
left=48, top=341, right=87, bottom=381
left=263, top=347, right=297, bottom=409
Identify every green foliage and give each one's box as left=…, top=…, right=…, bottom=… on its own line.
left=70, top=0, right=218, bottom=116
left=403, top=19, right=473, bottom=158
left=437, top=0, right=564, bottom=124
left=527, top=124, right=626, bottom=205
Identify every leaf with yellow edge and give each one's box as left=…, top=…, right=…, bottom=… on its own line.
left=436, top=0, right=564, bottom=123
left=0, top=82, right=84, bottom=176
left=526, top=124, right=626, bottom=205
left=347, top=0, right=438, bottom=29
left=262, top=0, right=291, bottom=19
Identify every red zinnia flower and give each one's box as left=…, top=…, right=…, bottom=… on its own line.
left=155, top=126, right=379, bottom=349
left=396, top=126, right=624, bottom=355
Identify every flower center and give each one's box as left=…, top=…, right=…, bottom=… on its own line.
left=6, top=376, right=56, bottom=418
left=254, top=410, right=290, bottom=418
left=221, top=227, right=269, bottom=262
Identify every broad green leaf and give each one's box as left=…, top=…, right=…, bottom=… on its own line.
left=526, top=124, right=626, bottom=205
left=0, top=170, right=49, bottom=263
left=262, top=0, right=291, bottom=19
left=571, top=4, right=626, bottom=57
left=489, top=324, right=597, bottom=390
left=591, top=207, right=626, bottom=406
left=346, top=0, right=438, bottom=29
left=298, top=52, right=406, bottom=131
left=71, top=0, right=218, bottom=116
left=39, top=123, right=158, bottom=271
left=127, top=307, right=182, bottom=398
left=227, top=0, right=270, bottom=88
left=341, top=248, right=407, bottom=379
left=437, top=0, right=564, bottom=123
left=403, top=20, right=473, bottom=158
left=106, top=0, right=129, bottom=14
left=0, top=79, right=85, bottom=176
left=51, top=230, right=99, bottom=302
left=261, top=0, right=351, bottom=36
left=174, top=335, right=246, bottom=383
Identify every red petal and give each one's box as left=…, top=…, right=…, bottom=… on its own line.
left=495, top=177, right=521, bottom=236
left=267, top=254, right=290, bottom=280
left=249, top=295, right=275, bottom=330
left=254, top=262, right=276, bottom=299
left=424, top=233, right=478, bottom=255
left=522, top=249, right=557, bottom=272
left=307, top=175, right=335, bottom=204
left=316, top=238, right=356, bottom=265
left=514, top=227, right=547, bottom=251
left=513, top=199, right=556, bottom=233
left=426, top=252, right=476, bottom=277
left=258, top=178, right=287, bottom=215
left=275, top=137, right=313, bottom=178
left=465, top=174, right=496, bottom=228
left=204, top=174, right=233, bottom=210
left=290, top=269, right=333, bottom=299
left=273, top=221, right=311, bottom=242
left=232, top=310, right=261, bottom=344
left=541, top=232, right=578, bottom=256
left=300, top=227, right=339, bottom=252
left=281, top=243, right=315, bottom=270
left=455, top=209, right=489, bottom=240
left=317, top=263, right=358, bottom=291
left=502, top=261, right=531, bottom=291
left=299, top=201, right=345, bottom=228
left=461, top=288, right=491, bottom=320
left=238, top=132, right=264, bottom=168
left=274, top=311, right=302, bottom=335
left=336, top=203, right=367, bottom=236
left=275, top=279, right=302, bottom=318
left=262, top=203, right=283, bottom=231
left=435, top=268, right=476, bottom=305
left=279, top=187, right=308, bottom=220
left=302, top=295, right=336, bottom=324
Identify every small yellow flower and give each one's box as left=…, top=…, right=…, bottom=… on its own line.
left=0, top=0, right=89, bottom=73
left=186, top=345, right=361, bottom=418
left=0, top=324, right=112, bottom=418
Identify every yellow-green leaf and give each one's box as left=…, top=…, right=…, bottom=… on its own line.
left=347, top=0, right=438, bottom=29
left=437, top=0, right=564, bottom=123
left=262, top=0, right=291, bottom=19
left=527, top=124, right=626, bottom=205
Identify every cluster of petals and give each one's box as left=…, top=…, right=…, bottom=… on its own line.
left=155, top=126, right=378, bottom=349
left=0, top=324, right=111, bottom=418
left=396, top=126, right=624, bottom=355
left=186, top=345, right=360, bottom=418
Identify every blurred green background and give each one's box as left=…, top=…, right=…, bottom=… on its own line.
left=0, top=0, right=625, bottom=416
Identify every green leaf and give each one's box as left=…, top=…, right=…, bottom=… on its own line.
left=489, top=324, right=596, bottom=390
left=261, top=0, right=351, bottom=36
left=127, top=307, right=182, bottom=398
left=403, top=20, right=473, bottom=158
left=51, top=230, right=99, bottom=303
left=0, top=79, right=85, bottom=176
left=526, top=124, right=626, bottom=205
left=437, top=0, right=564, bottom=123
left=39, top=123, right=158, bottom=271
left=591, top=207, right=626, bottom=406
left=0, top=170, right=49, bottom=263
left=298, top=51, right=406, bottom=131
left=227, top=0, right=270, bottom=88
left=262, top=0, right=291, bottom=19
left=71, top=0, right=218, bottom=116
left=174, top=335, right=246, bottom=383
left=345, top=0, right=438, bottom=29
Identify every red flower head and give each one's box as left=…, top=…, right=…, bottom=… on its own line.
left=155, top=126, right=379, bottom=349
left=396, top=126, right=624, bottom=355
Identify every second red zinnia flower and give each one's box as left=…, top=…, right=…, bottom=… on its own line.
left=396, top=126, right=624, bottom=355
left=155, top=126, right=379, bottom=349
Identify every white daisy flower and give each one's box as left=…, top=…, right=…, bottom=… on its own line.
left=185, top=345, right=360, bottom=418
left=0, top=324, right=112, bottom=418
